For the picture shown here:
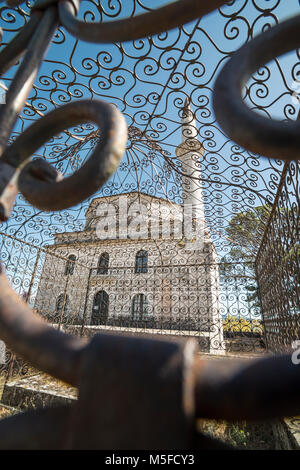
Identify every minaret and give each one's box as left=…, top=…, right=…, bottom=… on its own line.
left=175, top=98, right=206, bottom=243
left=175, top=99, right=225, bottom=355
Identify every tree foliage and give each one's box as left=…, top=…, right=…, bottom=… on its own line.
left=220, top=205, right=271, bottom=313
left=224, top=205, right=271, bottom=261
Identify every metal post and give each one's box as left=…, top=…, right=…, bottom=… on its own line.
left=27, top=247, right=41, bottom=306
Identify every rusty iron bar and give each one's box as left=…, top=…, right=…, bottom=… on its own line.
left=58, top=0, right=227, bottom=44
left=254, top=159, right=300, bottom=355
left=69, top=333, right=198, bottom=450
left=255, top=161, right=290, bottom=264
left=213, top=14, right=300, bottom=162
left=4, top=1, right=24, bottom=6
left=0, top=7, right=57, bottom=156
left=0, top=242, right=299, bottom=424
left=0, top=333, right=229, bottom=450
left=0, top=7, right=58, bottom=221
left=0, top=264, right=87, bottom=386
left=0, top=12, right=42, bottom=76
left=0, top=406, right=74, bottom=450
left=0, top=403, right=232, bottom=450
left=194, top=354, right=300, bottom=421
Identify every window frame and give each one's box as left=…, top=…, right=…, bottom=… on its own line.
left=65, top=255, right=76, bottom=276
left=135, top=250, right=148, bottom=274
left=91, top=290, right=109, bottom=325
left=97, top=252, right=109, bottom=275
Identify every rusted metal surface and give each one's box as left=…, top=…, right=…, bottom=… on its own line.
left=0, top=8, right=58, bottom=156
left=70, top=333, right=198, bottom=450
left=0, top=264, right=86, bottom=386
left=0, top=318, right=300, bottom=449
left=0, top=406, right=73, bottom=450
left=195, top=354, right=300, bottom=421
left=0, top=248, right=299, bottom=447
left=0, top=7, right=58, bottom=220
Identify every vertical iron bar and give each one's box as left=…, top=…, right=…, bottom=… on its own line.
left=58, top=272, right=69, bottom=331
left=0, top=7, right=58, bottom=220
left=80, top=267, right=92, bottom=337
left=254, top=261, right=269, bottom=353
left=0, top=8, right=58, bottom=157
left=27, top=247, right=41, bottom=306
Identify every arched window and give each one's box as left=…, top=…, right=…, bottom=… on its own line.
left=91, top=290, right=109, bottom=325
left=55, top=293, right=69, bottom=322
left=65, top=255, right=76, bottom=275
left=97, top=252, right=109, bottom=275
left=131, top=294, right=148, bottom=320
left=135, top=250, right=148, bottom=273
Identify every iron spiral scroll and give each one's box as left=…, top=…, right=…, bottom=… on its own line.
left=0, top=0, right=298, bottom=450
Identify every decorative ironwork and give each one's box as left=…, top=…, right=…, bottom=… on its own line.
left=256, top=160, right=300, bottom=354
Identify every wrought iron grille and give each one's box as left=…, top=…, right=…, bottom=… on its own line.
left=256, top=160, right=300, bottom=354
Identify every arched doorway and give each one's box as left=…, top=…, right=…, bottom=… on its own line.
left=91, top=290, right=109, bottom=325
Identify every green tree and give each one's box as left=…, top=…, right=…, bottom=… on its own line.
left=224, top=205, right=270, bottom=260
left=220, top=205, right=271, bottom=313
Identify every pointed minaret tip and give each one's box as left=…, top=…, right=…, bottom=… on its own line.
left=176, top=98, right=203, bottom=157
left=180, top=98, right=197, bottom=142
left=184, top=97, right=190, bottom=108
left=182, top=97, right=192, bottom=122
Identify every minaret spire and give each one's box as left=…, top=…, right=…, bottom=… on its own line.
left=181, top=97, right=198, bottom=142
left=176, top=99, right=206, bottom=243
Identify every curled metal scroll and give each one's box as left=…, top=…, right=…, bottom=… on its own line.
left=213, top=14, right=300, bottom=162
left=3, top=100, right=127, bottom=211
left=58, top=0, right=226, bottom=44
